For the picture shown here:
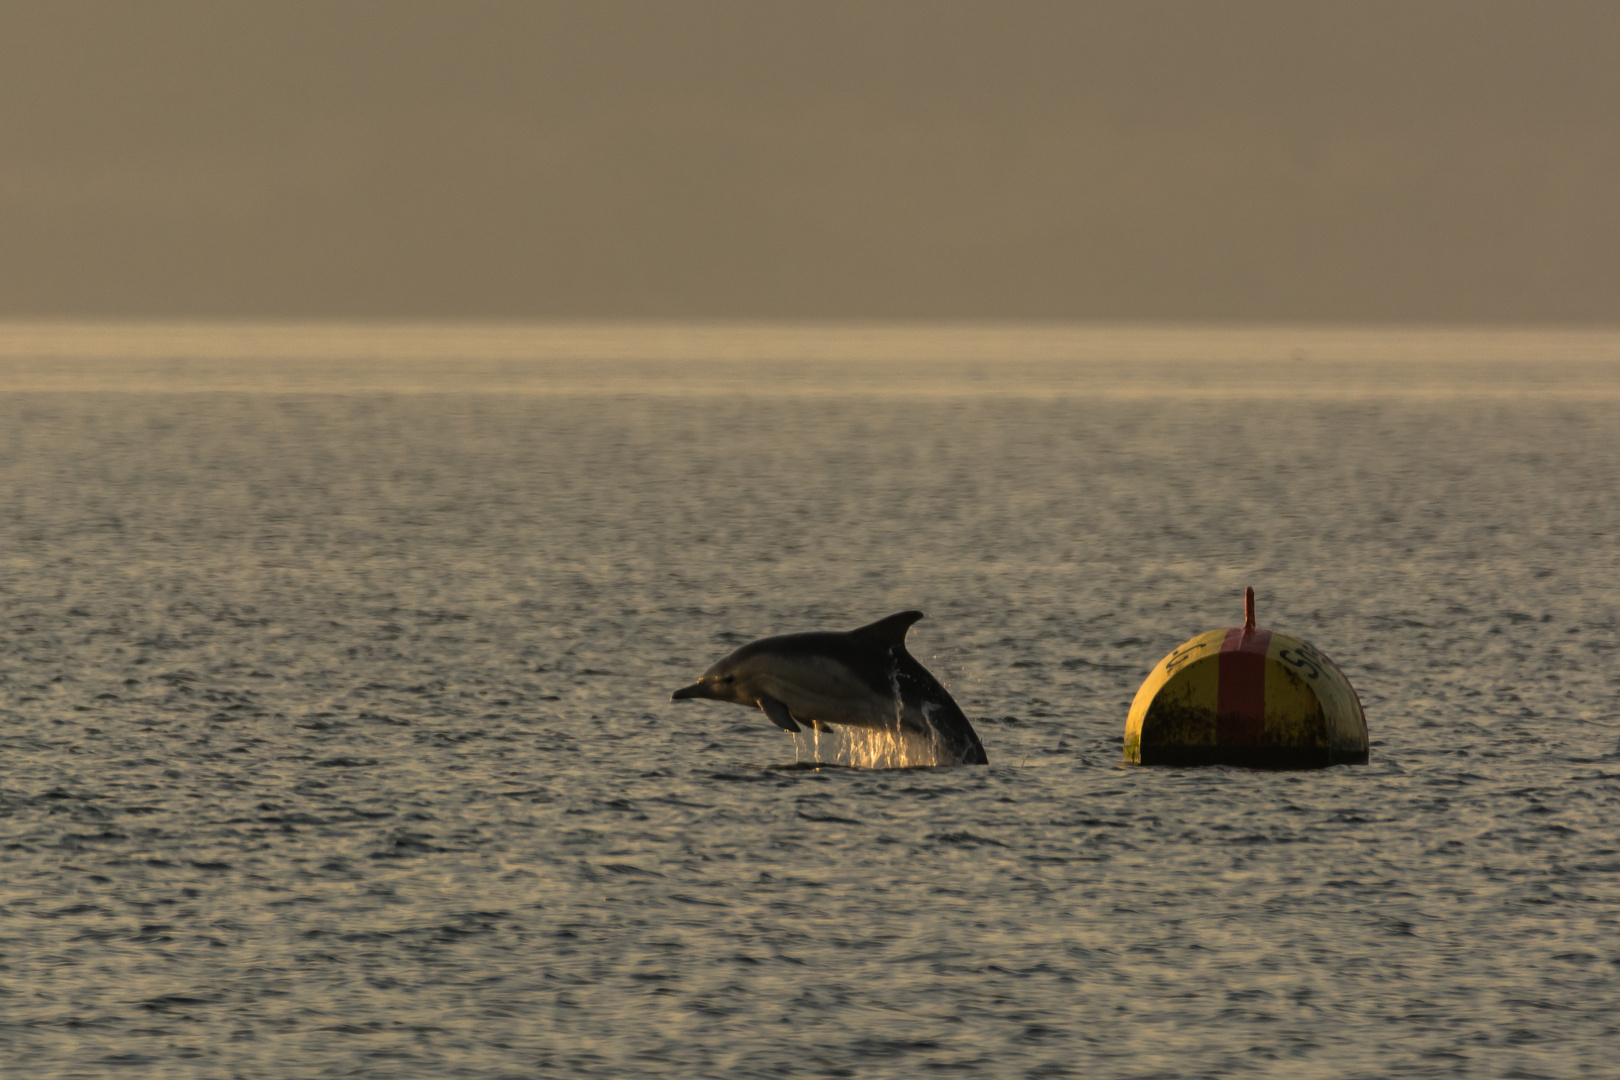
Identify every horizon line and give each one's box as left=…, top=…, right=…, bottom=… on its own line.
left=5, top=316, right=1620, bottom=332
left=3, top=319, right=1619, bottom=368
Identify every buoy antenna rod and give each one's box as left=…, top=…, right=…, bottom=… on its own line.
left=1244, top=586, right=1256, bottom=630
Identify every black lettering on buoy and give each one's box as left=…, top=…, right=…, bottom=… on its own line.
left=1278, top=648, right=1321, bottom=680
left=1163, top=640, right=1208, bottom=675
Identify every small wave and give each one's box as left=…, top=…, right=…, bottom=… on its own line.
left=797, top=811, right=862, bottom=825
left=928, top=831, right=1006, bottom=847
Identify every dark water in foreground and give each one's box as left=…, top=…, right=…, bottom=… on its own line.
left=2, top=329, right=1618, bottom=1078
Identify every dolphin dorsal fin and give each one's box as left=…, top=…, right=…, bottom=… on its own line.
left=850, top=610, right=924, bottom=648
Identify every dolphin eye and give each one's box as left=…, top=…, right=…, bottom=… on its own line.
left=723, top=675, right=735, bottom=684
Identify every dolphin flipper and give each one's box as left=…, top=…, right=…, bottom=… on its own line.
left=784, top=705, right=835, bottom=733
left=758, top=695, right=802, bottom=733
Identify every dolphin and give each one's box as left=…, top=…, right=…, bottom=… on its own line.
left=671, top=611, right=988, bottom=765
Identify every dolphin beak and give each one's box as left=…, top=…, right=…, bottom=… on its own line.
left=671, top=682, right=707, bottom=701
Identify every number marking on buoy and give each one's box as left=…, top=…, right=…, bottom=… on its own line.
left=1163, top=639, right=1209, bottom=674
left=1277, top=647, right=1321, bottom=680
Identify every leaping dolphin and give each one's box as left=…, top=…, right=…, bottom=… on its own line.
left=671, top=611, right=988, bottom=765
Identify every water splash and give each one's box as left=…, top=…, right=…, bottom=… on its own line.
left=782, top=651, right=947, bottom=768
left=790, top=722, right=942, bottom=769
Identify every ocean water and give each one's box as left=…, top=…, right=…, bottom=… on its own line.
left=1, top=325, right=1618, bottom=1079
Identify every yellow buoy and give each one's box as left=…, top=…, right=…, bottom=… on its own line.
left=1125, top=588, right=1369, bottom=768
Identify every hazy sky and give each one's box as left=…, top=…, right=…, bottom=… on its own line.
left=3, top=1, right=1617, bottom=322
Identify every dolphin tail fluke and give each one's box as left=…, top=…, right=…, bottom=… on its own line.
left=957, top=727, right=989, bottom=765
left=925, top=702, right=990, bottom=765
left=850, top=610, right=925, bottom=648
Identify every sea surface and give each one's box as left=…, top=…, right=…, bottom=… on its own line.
left=2, top=324, right=1618, bottom=1079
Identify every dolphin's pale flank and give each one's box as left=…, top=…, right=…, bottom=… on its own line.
left=671, top=611, right=988, bottom=765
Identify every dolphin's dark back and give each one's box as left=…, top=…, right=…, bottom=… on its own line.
left=729, top=610, right=925, bottom=695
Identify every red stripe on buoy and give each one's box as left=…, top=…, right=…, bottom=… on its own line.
left=1217, top=626, right=1271, bottom=746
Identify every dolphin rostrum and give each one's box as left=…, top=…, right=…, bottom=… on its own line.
left=671, top=611, right=988, bottom=765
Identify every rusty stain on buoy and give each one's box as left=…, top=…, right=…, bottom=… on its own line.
left=1124, top=588, right=1369, bottom=768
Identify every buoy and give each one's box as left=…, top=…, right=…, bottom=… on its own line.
left=1124, top=588, right=1369, bottom=767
